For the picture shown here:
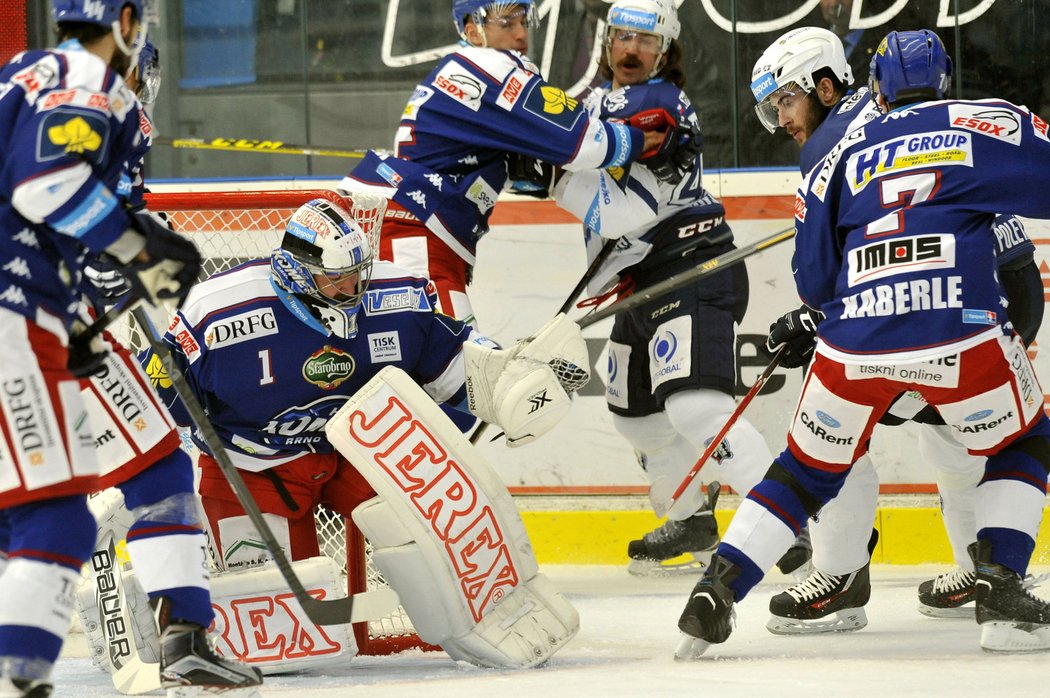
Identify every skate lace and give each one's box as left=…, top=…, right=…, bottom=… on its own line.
left=785, top=569, right=844, bottom=602
left=644, top=519, right=685, bottom=545
left=932, top=567, right=976, bottom=594
left=1024, top=572, right=1050, bottom=591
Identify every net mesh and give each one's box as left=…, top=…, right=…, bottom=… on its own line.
left=138, top=188, right=423, bottom=655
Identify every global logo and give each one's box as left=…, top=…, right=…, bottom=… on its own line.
left=654, top=331, right=678, bottom=365
left=965, top=409, right=994, bottom=422
left=815, top=411, right=840, bottom=428
left=608, top=352, right=619, bottom=382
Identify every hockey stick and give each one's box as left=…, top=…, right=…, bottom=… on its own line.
left=576, top=226, right=795, bottom=329
left=129, top=306, right=357, bottom=626
left=666, top=347, right=785, bottom=512
left=467, top=238, right=618, bottom=446
left=154, top=136, right=374, bottom=159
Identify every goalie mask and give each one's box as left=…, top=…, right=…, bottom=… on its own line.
left=453, top=0, right=538, bottom=43
left=751, top=26, right=852, bottom=133
left=603, top=0, right=681, bottom=76
left=132, top=39, right=161, bottom=106
left=868, top=29, right=952, bottom=106
left=271, top=198, right=373, bottom=338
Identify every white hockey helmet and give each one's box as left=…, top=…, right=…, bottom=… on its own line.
left=604, top=0, right=681, bottom=54
left=271, top=198, right=373, bottom=312
left=750, top=26, right=853, bottom=133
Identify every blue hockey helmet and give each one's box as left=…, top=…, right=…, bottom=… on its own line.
left=869, top=29, right=952, bottom=105
left=271, top=198, right=374, bottom=313
left=52, top=0, right=143, bottom=26
left=453, top=0, right=536, bottom=38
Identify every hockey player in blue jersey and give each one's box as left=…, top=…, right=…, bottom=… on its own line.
left=71, top=37, right=263, bottom=694
left=552, top=0, right=791, bottom=579
left=752, top=27, right=1045, bottom=633
left=340, top=0, right=688, bottom=326
left=142, top=197, right=588, bottom=668
left=677, top=28, right=1050, bottom=657
left=0, top=1, right=203, bottom=694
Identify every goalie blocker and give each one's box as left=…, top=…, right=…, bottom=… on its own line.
left=326, top=366, right=580, bottom=669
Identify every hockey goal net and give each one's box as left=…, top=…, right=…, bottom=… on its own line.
left=132, top=188, right=430, bottom=656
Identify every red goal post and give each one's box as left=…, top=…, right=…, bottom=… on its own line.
left=140, top=187, right=434, bottom=656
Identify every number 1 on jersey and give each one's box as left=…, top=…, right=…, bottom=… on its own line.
left=258, top=349, right=275, bottom=385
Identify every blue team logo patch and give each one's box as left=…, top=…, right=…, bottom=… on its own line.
left=815, top=411, right=841, bottom=428
left=363, top=287, right=433, bottom=315
left=750, top=72, right=777, bottom=101
left=37, top=109, right=110, bottom=163
left=609, top=7, right=657, bottom=32
left=285, top=219, right=318, bottom=244
left=962, top=308, right=997, bottom=325
left=521, top=80, right=584, bottom=132
left=965, top=409, right=994, bottom=422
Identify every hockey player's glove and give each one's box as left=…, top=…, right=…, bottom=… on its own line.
left=630, top=109, right=702, bottom=186
left=507, top=153, right=558, bottom=198
left=67, top=312, right=109, bottom=378
left=116, top=211, right=203, bottom=308
left=84, top=254, right=133, bottom=305
left=765, top=305, right=823, bottom=369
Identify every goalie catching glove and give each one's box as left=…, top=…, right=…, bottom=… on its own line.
left=103, top=210, right=203, bottom=308
left=464, top=314, right=590, bottom=447
left=765, top=304, right=823, bottom=369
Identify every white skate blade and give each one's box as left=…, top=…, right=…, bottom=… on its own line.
left=918, top=602, right=975, bottom=619
left=766, top=607, right=868, bottom=635
left=673, top=632, right=710, bottom=661
left=980, top=621, right=1050, bottom=653
left=167, top=686, right=262, bottom=698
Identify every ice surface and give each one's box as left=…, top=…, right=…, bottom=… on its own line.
left=57, top=564, right=1049, bottom=697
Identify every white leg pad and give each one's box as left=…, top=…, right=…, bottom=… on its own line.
left=327, top=367, right=580, bottom=668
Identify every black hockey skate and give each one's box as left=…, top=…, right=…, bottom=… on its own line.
left=971, top=541, right=1050, bottom=653
left=0, top=677, right=52, bottom=698
left=628, top=483, right=720, bottom=576
left=767, top=529, right=878, bottom=635
left=775, top=525, right=813, bottom=580
left=154, top=599, right=262, bottom=696
left=917, top=566, right=976, bottom=618
left=675, top=554, right=740, bottom=659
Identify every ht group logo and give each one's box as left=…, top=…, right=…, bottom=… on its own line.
left=846, top=131, right=972, bottom=193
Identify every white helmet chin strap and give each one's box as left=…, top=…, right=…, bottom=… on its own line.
left=112, top=19, right=148, bottom=78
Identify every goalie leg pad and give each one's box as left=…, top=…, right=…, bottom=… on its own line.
left=329, top=367, right=580, bottom=668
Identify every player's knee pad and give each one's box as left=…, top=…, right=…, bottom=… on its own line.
left=613, top=412, right=701, bottom=518
left=764, top=457, right=832, bottom=520
left=327, top=367, right=580, bottom=668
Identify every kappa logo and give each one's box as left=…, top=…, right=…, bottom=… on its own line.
left=424, top=172, right=444, bottom=191
left=407, top=190, right=427, bottom=207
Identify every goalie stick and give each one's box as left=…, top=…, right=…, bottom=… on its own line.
left=577, top=226, right=795, bottom=329
left=130, top=306, right=358, bottom=626
left=666, top=347, right=785, bottom=514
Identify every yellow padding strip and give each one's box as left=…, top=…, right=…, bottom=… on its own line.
left=522, top=508, right=1050, bottom=566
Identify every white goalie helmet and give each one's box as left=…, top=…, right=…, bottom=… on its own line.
left=750, top=26, right=853, bottom=133
left=271, top=198, right=373, bottom=314
left=604, top=0, right=681, bottom=55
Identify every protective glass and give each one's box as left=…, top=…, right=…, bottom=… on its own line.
left=754, top=82, right=806, bottom=133
left=136, top=56, right=162, bottom=106
left=306, top=261, right=372, bottom=310
left=608, top=29, right=663, bottom=54
left=481, top=5, right=538, bottom=31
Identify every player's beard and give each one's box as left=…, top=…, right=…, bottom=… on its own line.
left=109, top=50, right=131, bottom=78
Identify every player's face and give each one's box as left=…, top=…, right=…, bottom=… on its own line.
left=769, top=86, right=824, bottom=146
left=477, top=5, right=530, bottom=52
left=608, top=29, right=663, bottom=87
left=313, top=270, right=362, bottom=305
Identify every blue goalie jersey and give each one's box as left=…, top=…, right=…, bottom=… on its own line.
left=795, top=99, right=1050, bottom=362
left=146, top=261, right=476, bottom=471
